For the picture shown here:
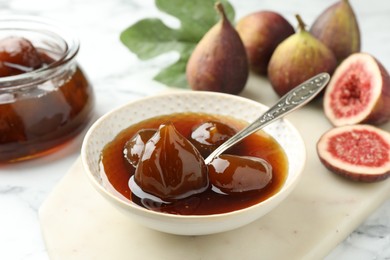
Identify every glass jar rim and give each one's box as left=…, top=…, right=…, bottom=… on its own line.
left=0, top=15, right=80, bottom=90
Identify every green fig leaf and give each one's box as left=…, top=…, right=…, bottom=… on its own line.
left=120, top=0, right=235, bottom=88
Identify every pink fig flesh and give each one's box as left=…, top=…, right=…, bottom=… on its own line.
left=317, top=124, right=390, bottom=182
left=324, top=53, right=390, bottom=126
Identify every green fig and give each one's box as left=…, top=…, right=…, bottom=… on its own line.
left=268, top=15, right=337, bottom=97
left=236, top=11, right=295, bottom=75
left=186, top=2, right=249, bottom=94
left=310, top=0, right=360, bottom=63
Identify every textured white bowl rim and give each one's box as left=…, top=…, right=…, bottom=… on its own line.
left=81, top=91, right=306, bottom=233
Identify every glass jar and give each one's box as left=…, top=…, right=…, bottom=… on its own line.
left=0, top=16, right=94, bottom=162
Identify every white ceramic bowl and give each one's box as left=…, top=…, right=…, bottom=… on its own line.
left=81, top=91, right=306, bottom=235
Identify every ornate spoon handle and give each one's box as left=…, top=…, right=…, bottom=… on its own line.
left=204, top=73, right=330, bottom=164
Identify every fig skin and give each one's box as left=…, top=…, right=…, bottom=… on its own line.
left=267, top=15, right=337, bottom=97
left=317, top=124, right=390, bottom=182
left=310, top=0, right=360, bottom=64
left=323, top=53, right=390, bottom=126
left=186, top=2, right=249, bottom=94
left=236, top=11, right=294, bottom=75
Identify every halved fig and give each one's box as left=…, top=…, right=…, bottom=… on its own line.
left=317, top=124, right=390, bottom=182
left=323, top=53, right=390, bottom=126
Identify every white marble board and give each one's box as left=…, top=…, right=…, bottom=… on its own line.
left=39, top=77, right=390, bottom=259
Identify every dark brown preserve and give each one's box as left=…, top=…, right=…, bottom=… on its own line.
left=100, top=112, right=288, bottom=215
left=0, top=46, right=94, bottom=162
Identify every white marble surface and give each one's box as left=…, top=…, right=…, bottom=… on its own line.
left=0, top=0, right=390, bottom=259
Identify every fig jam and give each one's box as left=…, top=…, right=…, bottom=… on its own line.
left=0, top=20, right=94, bottom=162
left=0, top=53, right=93, bottom=162
left=100, top=112, right=288, bottom=215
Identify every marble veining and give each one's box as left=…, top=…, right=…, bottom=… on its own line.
left=1, top=0, right=390, bottom=259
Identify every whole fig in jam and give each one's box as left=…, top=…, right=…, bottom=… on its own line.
left=189, top=121, right=237, bottom=158
left=0, top=36, right=43, bottom=77
left=186, top=2, right=249, bottom=94
left=310, top=0, right=360, bottom=63
left=123, top=129, right=156, bottom=167
left=208, top=154, right=273, bottom=194
left=268, top=15, right=337, bottom=97
left=132, top=123, right=209, bottom=201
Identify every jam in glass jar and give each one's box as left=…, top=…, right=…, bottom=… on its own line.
left=0, top=16, right=94, bottom=162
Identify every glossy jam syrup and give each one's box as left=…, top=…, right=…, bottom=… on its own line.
left=100, top=112, right=288, bottom=215
left=0, top=48, right=94, bottom=162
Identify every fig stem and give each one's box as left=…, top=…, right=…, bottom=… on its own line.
left=215, top=2, right=228, bottom=22
left=295, top=14, right=307, bottom=31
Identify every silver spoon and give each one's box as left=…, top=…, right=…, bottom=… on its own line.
left=204, top=72, right=331, bottom=164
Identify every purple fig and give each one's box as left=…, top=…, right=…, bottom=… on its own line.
left=236, top=11, right=294, bottom=75
left=310, top=0, right=360, bottom=63
left=186, top=2, right=249, bottom=94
